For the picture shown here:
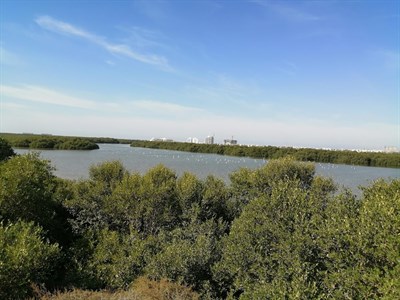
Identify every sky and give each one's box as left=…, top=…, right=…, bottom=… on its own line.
left=1, top=0, right=399, bottom=150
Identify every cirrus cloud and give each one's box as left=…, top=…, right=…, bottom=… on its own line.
left=0, top=84, right=202, bottom=117
left=35, top=15, right=173, bottom=71
left=1, top=84, right=96, bottom=109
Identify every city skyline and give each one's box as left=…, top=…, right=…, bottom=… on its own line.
left=1, top=1, right=399, bottom=150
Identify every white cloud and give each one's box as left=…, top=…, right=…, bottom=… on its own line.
left=36, top=16, right=92, bottom=38
left=1, top=84, right=96, bottom=109
left=0, top=47, right=22, bottom=65
left=2, top=104, right=397, bottom=150
left=104, top=44, right=170, bottom=68
left=0, top=102, right=29, bottom=110
left=35, top=16, right=172, bottom=71
left=121, top=26, right=170, bottom=50
left=0, top=84, right=203, bottom=118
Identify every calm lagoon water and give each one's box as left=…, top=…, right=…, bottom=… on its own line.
left=15, top=143, right=400, bottom=193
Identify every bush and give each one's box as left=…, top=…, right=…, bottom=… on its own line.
left=66, top=163, right=181, bottom=236
left=0, top=153, right=71, bottom=244
left=0, top=221, right=60, bottom=300
left=145, top=219, right=227, bottom=296
left=321, top=179, right=400, bottom=298
left=0, top=138, right=15, bottom=162
left=29, top=138, right=58, bottom=149
left=215, top=179, right=328, bottom=298
left=0, top=153, right=56, bottom=226
left=87, top=229, right=150, bottom=289
left=1, top=154, right=397, bottom=299
left=56, top=138, right=99, bottom=150
left=228, top=157, right=316, bottom=218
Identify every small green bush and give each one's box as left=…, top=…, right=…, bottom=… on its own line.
left=0, top=221, right=60, bottom=300
left=0, top=138, right=15, bottom=162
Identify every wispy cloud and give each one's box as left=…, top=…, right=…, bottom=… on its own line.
left=3, top=106, right=397, bottom=149
left=0, top=47, right=22, bottom=65
left=35, top=16, right=172, bottom=71
left=1, top=84, right=97, bottom=109
left=1, top=102, right=29, bottom=110
left=120, top=26, right=170, bottom=50
left=0, top=84, right=202, bottom=117
left=251, top=0, right=321, bottom=22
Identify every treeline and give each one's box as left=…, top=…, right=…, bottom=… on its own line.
left=1, top=132, right=136, bottom=145
left=1, top=138, right=399, bottom=299
left=131, top=140, right=400, bottom=168
left=0, top=133, right=102, bottom=150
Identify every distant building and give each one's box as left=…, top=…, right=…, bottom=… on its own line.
left=186, top=137, right=199, bottom=144
left=384, top=146, right=399, bottom=153
left=205, top=136, right=214, bottom=144
left=224, top=138, right=237, bottom=145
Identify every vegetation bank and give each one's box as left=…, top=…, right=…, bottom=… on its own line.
left=131, top=140, right=400, bottom=168
left=0, top=138, right=399, bottom=299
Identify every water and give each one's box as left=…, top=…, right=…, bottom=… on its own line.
left=15, top=143, right=400, bottom=193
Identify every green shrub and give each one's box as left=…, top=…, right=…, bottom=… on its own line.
left=320, top=179, right=400, bottom=299
left=29, top=138, right=58, bottom=149
left=228, top=157, right=317, bottom=218
left=0, top=153, right=56, bottom=226
left=87, top=229, right=150, bottom=289
left=0, top=221, right=60, bottom=300
left=215, top=179, right=328, bottom=298
left=56, top=138, right=99, bottom=150
left=0, top=138, right=15, bottom=162
left=0, top=153, right=71, bottom=245
left=0, top=153, right=396, bottom=299
left=66, top=163, right=181, bottom=236
left=145, top=219, right=227, bottom=296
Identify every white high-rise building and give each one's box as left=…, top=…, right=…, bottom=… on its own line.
left=187, top=137, right=199, bottom=144
left=384, top=146, right=399, bottom=153
left=205, top=136, right=214, bottom=144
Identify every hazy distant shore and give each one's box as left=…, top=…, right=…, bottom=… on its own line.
left=2, top=133, right=398, bottom=168
left=130, top=140, right=400, bottom=169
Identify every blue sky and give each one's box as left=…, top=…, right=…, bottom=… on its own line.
left=1, top=0, right=399, bottom=149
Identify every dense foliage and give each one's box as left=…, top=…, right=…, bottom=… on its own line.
left=130, top=140, right=400, bottom=168
left=0, top=221, right=60, bottom=300
left=0, top=154, right=398, bottom=299
left=0, top=133, right=100, bottom=150
left=0, top=132, right=136, bottom=148
left=0, top=138, right=16, bottom=161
